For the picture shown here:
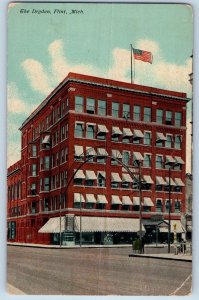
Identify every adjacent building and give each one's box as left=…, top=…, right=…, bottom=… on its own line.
left=7, top=73, right=188, bottom=245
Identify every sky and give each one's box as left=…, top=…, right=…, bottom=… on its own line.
left=7, top=2, right=193, bottom=171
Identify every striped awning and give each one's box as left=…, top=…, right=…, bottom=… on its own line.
left=97, top=195, right=108, bottom=204
left=42, top=135, right=50, bottom=144
left=156, top=132, right=167, bottom=141
left=156, top=176, right=167, bottom=185
left=165, top=177, right=176, bottom=186
left=174, top=178, right=185, bottom=187
left=74, top=170, right=85, bottom=179
left=133, top=152, right=144, bottom=161
left=175, top=156, right=185, bottom=165
left=133, top=197, right=140, bottom=206
left=166, top=155, right=176, bottom=164
left=86, top=194, right=96, bottom=203
left=133, top=129, right=144, bottom=138
left=122, top=173, right=133, bottom=183
left=123, top=128, right=133, bottom=137
left=98, top=124, right=109, bottom=134
left=143, top=197, right=154, bottom=206
left=112, top=126, right=122, bottom=136
left=86, top=147, right=97, bottom=156
left=112, top=150, right=122, bottom=159
left=97, top=148, right=108, bottom=157
left=74, top=193, right=85, bottom=203
left=111, top=173, right=122, bottom=182
left=74, top=145, right=84, bottom=157
left=143, top=175, right=154, bottom=184
left=122, top=196, right=133, bottom=205
left=85, top=170, right=97, bottom=180
left=111, top=195, right=122, bottom=205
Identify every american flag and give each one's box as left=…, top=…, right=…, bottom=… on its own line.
left=133, top=48, right=153, bottom=64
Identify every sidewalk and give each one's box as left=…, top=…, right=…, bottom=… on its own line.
left=129, top=252, right=192, bottom=262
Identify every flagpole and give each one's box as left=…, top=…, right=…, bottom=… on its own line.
left=130, top=44, right=133, bottom=84
left=133, top=51, right=136, bottom=83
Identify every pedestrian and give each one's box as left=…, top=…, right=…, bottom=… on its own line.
left=141, top=236, right=145, bottom=254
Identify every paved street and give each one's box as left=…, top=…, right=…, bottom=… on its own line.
left=7, top=246, right=192, bottom=295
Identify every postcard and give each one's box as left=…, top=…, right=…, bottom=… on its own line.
left=7, top=2, right=193, bottom=295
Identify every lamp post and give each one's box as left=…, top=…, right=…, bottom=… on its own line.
left=138, top=160, right=142, bottom=242
left=59, top=194, right=62, bottom=247
left=80, top=193, right=82, bottom=247
left=168, top=166, right=171, bottom=254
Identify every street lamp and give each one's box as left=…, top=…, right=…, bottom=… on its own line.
left=168, top=166, right=171, bottom=254
left=138, top=160, right=143, bottom=242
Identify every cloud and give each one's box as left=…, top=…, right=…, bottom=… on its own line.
left=7, top=83, right=34, bottom=114
left=22, top=59, right=53, bottom=95
left=7, top=141, right=21, bottom=167
left=48, top=39, right=101, bottom=84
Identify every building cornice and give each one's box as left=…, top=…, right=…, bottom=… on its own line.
left=19, top=75, right=190, bottom=131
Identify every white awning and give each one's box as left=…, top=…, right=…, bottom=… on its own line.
left=86, top=194, right=96, bottom=203
left=74, top=193, right=85, bottom=203
left=166, top=155, right=176, bottom=164
left=74, top=169, right=85, bottom=179
left=175, top=156, right=185, bottom=165
left=112, top=126, right=122, bottom=136
left=97, top=195, right=108, bottom=204
left=143, top=197, right=154, bottom=206
left=143, top=175, right=154, bottom=184
left=133, top=197, right=140, bottom=206
left=159, top=220, right=185, bottom=233
left=38, top=217, right=65, bottom=233
left=123, top=128, right=133, bottom=137
left=174, top=178, right=185, bottom=187
left=165, top=177, right=176, bottom=186
left=133, top=129, right=144, bottom=138
left=97, top=148, right=108, bottom=157
left=39, top=216, right=146, bottom=233
left=111, top=150, right=122, bottom=159
left=74, top=145, right=84, bottom=157
left=85, top=170, right=97, bottom=180
left=98, top=124, right=109, bottom=134
left=86, top=147, right=97, bottom=156
left=74, top=216, right=145, bottom=232
left=133, top=152, right=144, bottom=161
left=122, top=173, right=133, bottom=183
left=111, top=195, right=122, bottom=205
left=156, top=176, right=167, bottom=185
left=98, top=171, right=106, bottom=178
left=42, top=135, right=50, bottom=144
left=122, top=196, right=133, bottom=205
left=156, top=132, right=167, bottom=141
left=111, top=173, right=122, bottom=182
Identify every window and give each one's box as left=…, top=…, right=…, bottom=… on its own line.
left=112, top=102, right=119, bottom=118
left=85, top=202, right=95, bottom=209
left=97, top=203, right=105, bottom=210
left=174, top=200, right=181, bottom=212
left=32, top=164, right=37, bottom=176
left=165, top=200, right=172, bottom=213
left=133, top=105, right=141, bottom=121
left=143, top=154, right=151, bottom=168
left=122, top=182, right=130, bottom=189
left=30, top=183, right=37, bottom=195
left=98, top=100, right=106, bottom=116
left=175, top=112, right=182, bottom=127
left=40, top=178, right=43, bottom=191
left=123, top=104, right=130, bottom=119
left=156, top=109, right=163, bottom=124
left=75, top=96, right=84, bottom=112
left=32, top=145, right=37, bottom=157
left=85, top=180, right=94, bottom=187
left=86, top=124, right=95, bottom=139
left=122, top=152, right=130, bottom=166
left=156, top=199, right=162, bottom=212
left=156, top=155, right=163, bottom=169
left=75, top=123, right=84, bottom=138
left=44, top=177, right=50, bottom=191
left=44, top=198, right=50, bottom=211
left=74, top=178, right=83, bottom=185
left=97, top=157, right=106, bottom=164
left=31, top=201, right=37, bottom=214
left=144, top=132, right=151, bottom=145
left=144, top=107, right=151, bottom=122
left=174, top=135, right=181, bottom=149
left=166, top=111, right=172, bottom=125
left=44, top=156, right=50, bottom=170
left=165, top=135, right=172, bottom=148
left=86, top=98, right=95, bottom=114
left=174, top=186, right=182, bottom=192
left=97, top=173, right=105, bottom=187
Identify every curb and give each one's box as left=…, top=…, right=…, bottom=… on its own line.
left=129, top=253, right=192, bottom=262
left=7, top=243, right=132, bottom=249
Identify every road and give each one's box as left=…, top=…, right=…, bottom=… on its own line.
left=7, top=246, right=192, bottom=295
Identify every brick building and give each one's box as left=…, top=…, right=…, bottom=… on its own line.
left=7, top=73, right=188, bottom=245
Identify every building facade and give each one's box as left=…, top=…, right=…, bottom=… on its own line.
left=7, top=73, right=188, bottom=245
